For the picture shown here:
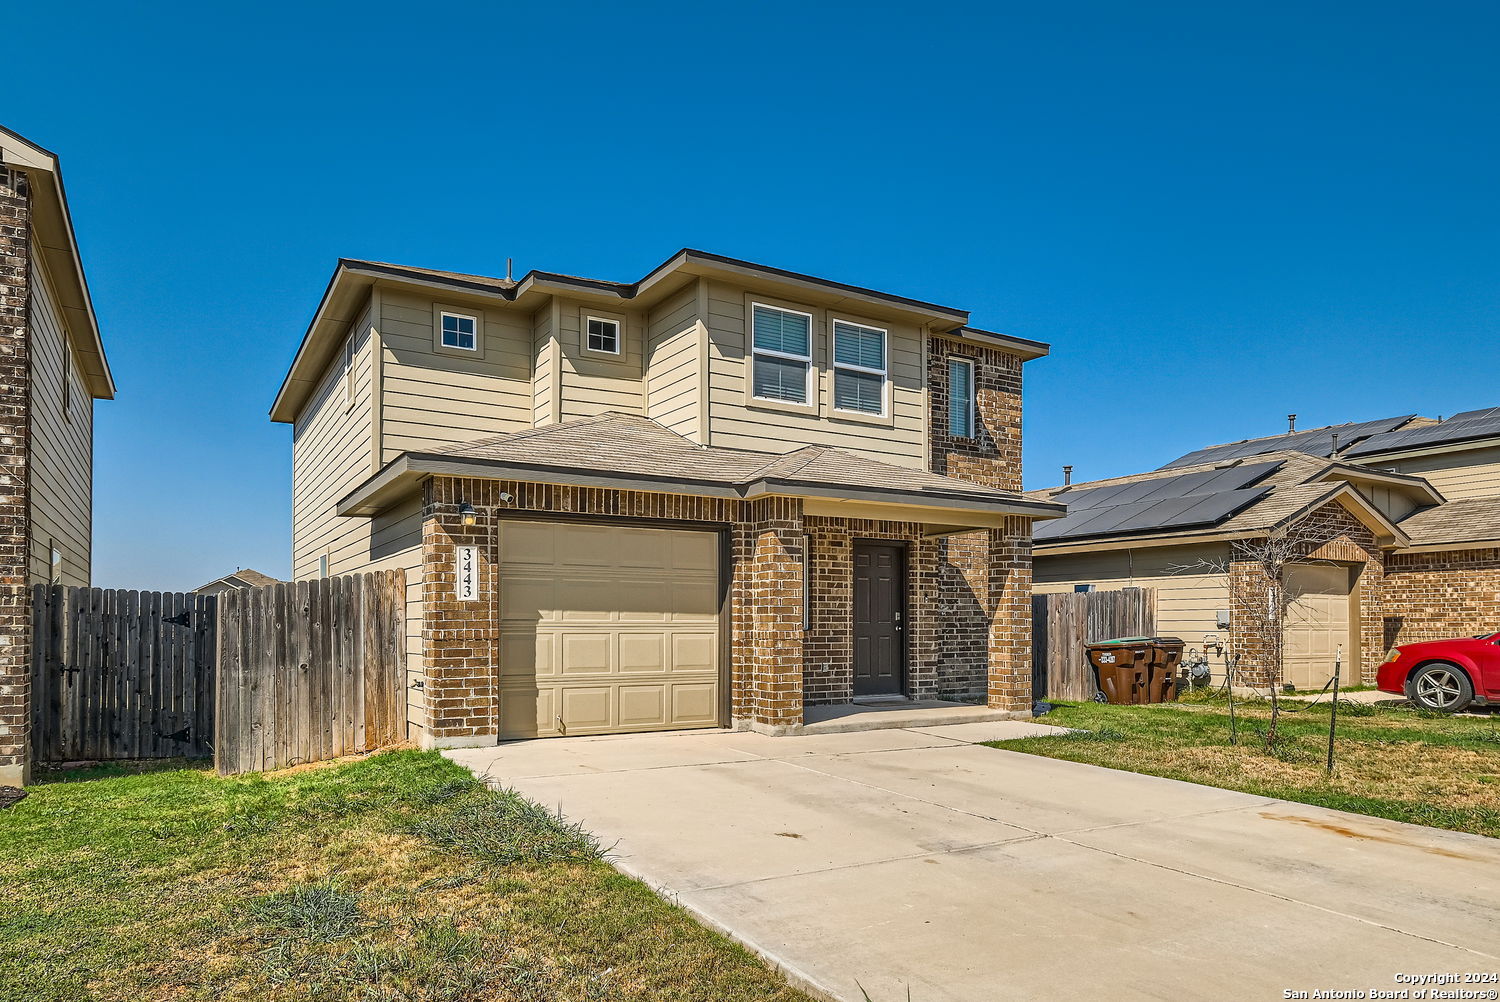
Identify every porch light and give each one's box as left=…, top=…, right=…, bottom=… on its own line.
left=458, top=502, right=478, bottom=527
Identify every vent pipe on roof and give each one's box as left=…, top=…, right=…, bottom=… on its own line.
left=1331, top=432, right=1340, bottom=454
left=1062, top=465, right=1073, bottom=486
left=1288, top=414, right=1297, bottom=433
left=506, top=257, right=514, bottom=282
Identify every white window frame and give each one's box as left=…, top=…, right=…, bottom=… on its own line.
left=830, top=318, right=888, bottom=418
left=585, top=315, right=622, bottom=356
left=439, top=310, right=478, bottom=352
left=750, top=301, right=814, bottom=407
left=948, top=357, right=976, bottom=439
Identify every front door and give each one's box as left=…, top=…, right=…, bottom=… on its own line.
left=853, top=542, right=905, bottom=696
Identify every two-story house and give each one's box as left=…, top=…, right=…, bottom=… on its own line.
left=1, top=125, right=115, bottom=785
left=272, top=250, right=1061, bottom=748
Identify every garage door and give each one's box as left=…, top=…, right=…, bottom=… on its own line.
left=497, top=521, right=721, bottom=739
left=1282, top=563, right=1356, bottom=690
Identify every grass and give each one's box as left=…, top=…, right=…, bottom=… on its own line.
left=991, top=695, right=1500, bottom=838
left=0, top=751, right=812, bottom=1002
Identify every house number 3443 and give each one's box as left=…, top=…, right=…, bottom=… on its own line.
left=456, top=545, right=479, bottom=601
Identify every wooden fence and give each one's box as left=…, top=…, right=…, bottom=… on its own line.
left=31, top=586, right=217, bottom=761
left=215, top=570, right=405, bottom=775
left=1032, top=588, right=1156, bottom=701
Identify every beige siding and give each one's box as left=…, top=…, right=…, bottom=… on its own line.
left=1356, top=483, right=1423, bottom=522
left=365, top=496, right=426, bottom=737
left=1369, top=445, right=1500, bottom=500
left=27, top=251, right=92, bottom=587
left=378, top=290, right=533, bottom=460
left=644, top=281, right=702, bottom=441
left=1034, top=543, right=1232, bottom=647
left=532, top=306, right=556, bottom=425
left=292, top=297, right=376, bottom=581
left=702, top=280, right=927, bottom=468
left=556, top=299, right=646, bottom=420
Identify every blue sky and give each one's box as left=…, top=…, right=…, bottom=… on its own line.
left=8, top=1, right=1496, bottom=590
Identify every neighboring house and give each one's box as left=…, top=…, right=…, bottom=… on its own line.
left=193, top=568, right=284, bottom=596
left=0, top=126, right=115, bottom=785
left=1032, top=410, right=1500, bottom=691
left=272, top=249, right=1062, bottom=748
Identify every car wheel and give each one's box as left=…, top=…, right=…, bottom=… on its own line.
left=1408, top=663, right=1474, bottom=713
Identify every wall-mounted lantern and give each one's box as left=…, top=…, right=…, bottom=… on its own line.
left=458, top=502, right=478, bottom=527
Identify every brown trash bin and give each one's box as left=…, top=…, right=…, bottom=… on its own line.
left=1144, top=638, right=1185, bottom=703
left=1099, top=664, right=1146, bottom=705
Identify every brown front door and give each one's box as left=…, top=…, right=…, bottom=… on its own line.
left=853, top=542, right=905, bottom=696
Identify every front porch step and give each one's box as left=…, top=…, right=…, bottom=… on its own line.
left=800, top=699, right=1029, bottom=735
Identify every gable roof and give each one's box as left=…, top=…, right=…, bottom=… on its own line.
left=1031, top=450, right=1410, bottom=550
left=1157, top=415, right=1420, bottom=469
left=193, top=568, right=284, bottom=592
left=271, top=249, right=1050, bottom=423
left=0, top=124, right=114, bottom=399
left=337, top=413, right=1064, bottom=523
left=1345, top=405, right=1500, bottom=459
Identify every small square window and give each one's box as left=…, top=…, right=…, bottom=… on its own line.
left=587, top=317, right=621, bottom=354
left=440, top=312, right=477, bottom=351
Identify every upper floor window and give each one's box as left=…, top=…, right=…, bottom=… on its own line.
left=751, top=303, right=812, bottom=405
left=587, top=316, right=621, bottom=355
left=831, top=320, right=886, bottom=416
left=948, top=357, right=975, bottom=438
left=440, top=311, right=477, bottom=351
left=343, top=334, right=356, bottom=410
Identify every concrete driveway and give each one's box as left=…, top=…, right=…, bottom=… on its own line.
left=447, top=722, right=1500, bottom=1002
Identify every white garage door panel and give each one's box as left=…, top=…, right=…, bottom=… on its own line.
left=1283, top=563, right=1356, bottom=690
left=498, top=521, right=721, bottom=739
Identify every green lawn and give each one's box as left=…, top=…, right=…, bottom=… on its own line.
left=0, top=751, right=812, bottom=1002
left=989, top=696, right=1500, bottom=838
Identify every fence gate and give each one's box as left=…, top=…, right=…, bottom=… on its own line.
left=1032, top=588, right=1156, bottom=701
left=31, top=586, right=217, bottom=761
left=215, top=570, right=405, bottom=775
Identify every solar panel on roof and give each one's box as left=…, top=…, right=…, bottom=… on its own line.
left=1035, top=483, right=1273, bottom=543
left=1053, top=459, right=1280, bottom=513
left=1344, top=406, right=1500, bottom=457
left=1159, top=415, right=1415, bottom=469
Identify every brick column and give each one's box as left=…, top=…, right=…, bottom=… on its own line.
left=732, top=497, right=805, bottom=732
left=987, top=517, right=1033, bottom=711
left=420, top=477, right=500, bottom=747
left=0, top=165, right=31, bottom=787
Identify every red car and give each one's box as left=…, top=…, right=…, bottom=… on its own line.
left=1377, top=634, right=1500, bottom=712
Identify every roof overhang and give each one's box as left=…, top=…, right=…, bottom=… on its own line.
left=272, top=249, right=1050, bottom=423
left=336, top=452, right=1064, bottom=528
left=1398, top=538, right=1500, bottom=554
left=1347, top=435, right=1500, bottom=465
left=1315, top=464, right=1445, bottom=506
left=0, top=125, right=113, bottom=399
left=1034, top=482, right=1409, bottom=555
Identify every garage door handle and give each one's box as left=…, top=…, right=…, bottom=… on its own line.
left=556, top=715, right=566, bottom=736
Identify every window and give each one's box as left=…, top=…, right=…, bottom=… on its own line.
left=318, top=554, right=329, bottom=578
left=586, top=317, right=621, bottom=354
left=1074, top=584, right=1095, bottom=594
left=440, top=311, right=477, bottom=351
left=62, top=342, right=73, bottom=420
left=343, top=335, right=356, bottom=409
left=948, top=358, right=975, bottom=437
left=751, top=303, right=812, bottom=404
left=50, top=543, right=62, bottom=585
left=831, top=320, right=887, bottom=415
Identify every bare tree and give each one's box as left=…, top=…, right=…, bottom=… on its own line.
left=1171, top=521, right=1342, bottom=752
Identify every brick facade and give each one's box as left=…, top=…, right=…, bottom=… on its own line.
left=927, top=335, right=1024, bottom=493
left=0, top=165, right=30, bottom=786
left=1228, top=500, right=1385, bottom=687
left=418, top=475, right=1034, bottom=744
left=1383, top=548, right=1500, bottom=649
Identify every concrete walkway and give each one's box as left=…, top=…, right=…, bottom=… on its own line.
left=447, top=722, right=1500, bottom=1002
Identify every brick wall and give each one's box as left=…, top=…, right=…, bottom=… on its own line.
left=1228, top=500, right=1384, bottom=687
left=1383, top=548, right=1500, bottom=649
left=927, top=335, right=1024, bottom=492
left=0, top=165, right=30, bottom=786
left=417, top=476, right=1021, bottom=740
